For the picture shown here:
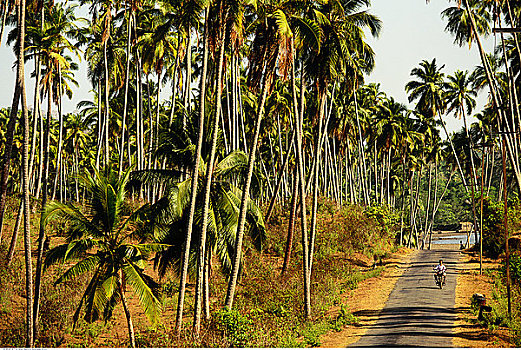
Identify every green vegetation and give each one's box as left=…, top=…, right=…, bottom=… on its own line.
left=0, top=199, right=395, bottom=347
left=473, top=265, right=521, bottom=346
left=1, top=0, right=521, bottom=347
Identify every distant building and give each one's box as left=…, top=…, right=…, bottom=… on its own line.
left=460, top=222, right=473, bottom=232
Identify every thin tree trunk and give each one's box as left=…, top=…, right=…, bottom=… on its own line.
left=203, top=249, right=211, bottom=321
left=462, top=0, right=521, bottom=192
left=17, top=0, right=33, bottom=344
left=194, top=15, right=222, bottom=335
left=265, top=131, right=296, bottom=223
left=353, top=87, right=369, bottom=205
left=289, top=50, right=311, bottom=319
left=0, top=0, right=8, bottom=47
left=6, top=198, right=22, bottom=266
left=438, top=113, right=468, bottom=191
left=281, top=172, right=298, bottom=276
left=0, top=57, right=22, bottom=245
left=33, top=76, right=52, bottom=340
left=119, top=10, right=133, bottom=177
left=225, top=67, right=271, bottom=310
left=103, top=36, right=111, bottom=167
left=119, top=275, right=136, bottom=348
left=52, top=66, right=64, bottom=201
left=175, top=9, right=209, bottom=334
left=309, top=92, right=327, bottom=276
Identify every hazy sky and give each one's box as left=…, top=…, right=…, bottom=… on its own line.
left=0, top=0, right=496, bottom=133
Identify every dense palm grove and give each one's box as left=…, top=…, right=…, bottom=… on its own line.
left=1, top=0, right=521, bottom=347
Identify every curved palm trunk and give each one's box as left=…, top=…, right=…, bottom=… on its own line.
left=119, top=274, right=135, bottom=348
left=16, top=0, right=33, bottom=345
left=462, top=109, right=480, bottom=244
left=289, top=48, right=311, bottom=318
left=437, top=113, right=468, bottom=191
left=308, top=92, right=327, bottom=275
left=175, top=9, right=209, bottom=334
left=264, top=130, right=295, bottom=223
left=194, top=16, right=222, bottom=335
left=0, top=56, right=22, bottom=244
left=462, top=0, right=521, bottom=192
left=224, top=69, right=271, bottom=310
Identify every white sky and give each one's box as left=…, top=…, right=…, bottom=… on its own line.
left=0, top=0, right=497, bottom=134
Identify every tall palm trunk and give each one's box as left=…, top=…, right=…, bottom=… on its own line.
left=265, top=130, right=295, bottom=223
left=308, top=92, right=327, bottom=276
left=175, top=9, right=209, bottom=334
left=119, top=10, right=133, bottom=176
left=30, top=12, right=43, bottom=194
left=281, top=171, right=298, bottom=276
left=290, top=48, right=311, bottom=318
left=16, top=0, right=33, bottom=345
left=194, top=15, right=221, bottom=335
left=353, top=87, right=369, bottom=205
left=224, top=68, right=271, bottom=310
left=6, top=198, right=22, bottom=266
left=103, top=39, right=110, bottom=167
left=52, top=66, right=64, bottom=201
left=462, top=0, right=521, bottom=192
left=0, top=52, right=22, bottom=244
left=462, top=109, right=479, bottom=244
left=33, top=77, right=52, bottom=341
left=95, top=80, right=103, bottom=169
left=438, top=113, right=468, bottom=191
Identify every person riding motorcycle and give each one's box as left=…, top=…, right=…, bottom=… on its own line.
left=433, top=259, right=446, bottom=285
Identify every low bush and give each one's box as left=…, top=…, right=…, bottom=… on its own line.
left=212, top=309, right=253, bottom=347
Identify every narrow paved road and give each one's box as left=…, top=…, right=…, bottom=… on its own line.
left=352, top=249, right=460, bottom=347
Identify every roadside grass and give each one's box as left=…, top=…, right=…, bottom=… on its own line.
left=473, top=263, right=521, bottom=346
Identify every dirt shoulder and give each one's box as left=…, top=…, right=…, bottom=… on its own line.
left=320, top=247, right=416, bottom=348
left=453, top=251, right=514, bottom=347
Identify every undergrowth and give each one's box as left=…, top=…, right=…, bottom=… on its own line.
left=0, top=197, right=397, bottom=347
left=474, top=260, right=521, bottom=346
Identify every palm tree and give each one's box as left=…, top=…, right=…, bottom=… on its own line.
left=441, top=0, right=491, bottom=48
left=172, top=0, right=208, bottom=335
left=405, top=58, right=469, bottom=191
left=43, top=168, right=163, bottom=348
left=435, top=0, right=521, bottom=192
left=224, top=0, right=296, bottom=311
left=149, top=149, right=266, bottom=284
left=0, top=0, right=34, bottom=345
left=445, top=69, right=477, bottom=181
left=299, top=0, right=380, bottom=317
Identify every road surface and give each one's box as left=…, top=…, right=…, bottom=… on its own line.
left=352, top=248, right=460, bottom=347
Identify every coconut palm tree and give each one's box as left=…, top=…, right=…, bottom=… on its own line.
left=43, top=168, right=163, bottom=348
left=224, top=0, right=297, bottom=311
left=405, top=58, right=469, bottom=192
left=441, top=0, right=492, bottom=47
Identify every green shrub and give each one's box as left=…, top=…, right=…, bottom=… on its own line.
left=212, top=309, right=253, bottom=347
left=508, top=254, right=521, bottom=285
left=331, top=304, right=359, bottom=331
left=481, top=197, right=505, bottom=258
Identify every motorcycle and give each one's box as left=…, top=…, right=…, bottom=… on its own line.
left=434, top=270, right=446, bottom=289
